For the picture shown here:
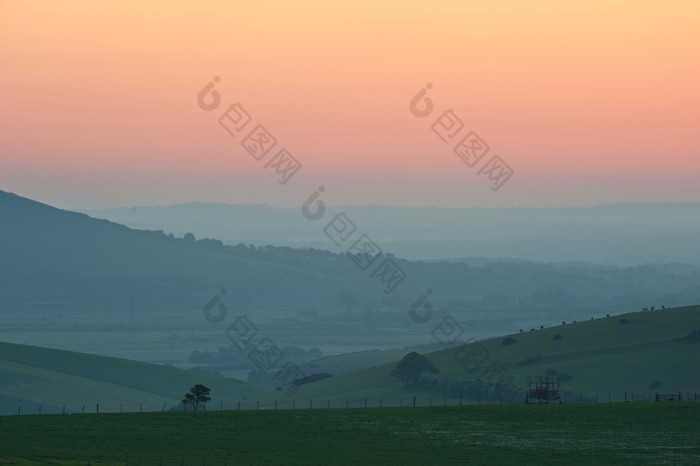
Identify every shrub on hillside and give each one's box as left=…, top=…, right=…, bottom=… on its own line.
left=552, top=334, right=562, bottom=340
left=515, top=355, right=542, bottom=366
left=501, top=336, right=517, bottom=346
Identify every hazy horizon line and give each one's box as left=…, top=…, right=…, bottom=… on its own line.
left=78, top=199, right=700, bottom=212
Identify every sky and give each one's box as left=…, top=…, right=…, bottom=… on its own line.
left=0, top=0, right=698, bottom=209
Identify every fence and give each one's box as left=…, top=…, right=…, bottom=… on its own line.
left=9, top=391, right=700, bottom=416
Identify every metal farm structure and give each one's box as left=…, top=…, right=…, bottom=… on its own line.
left=526, top=375, right=561, bottom=403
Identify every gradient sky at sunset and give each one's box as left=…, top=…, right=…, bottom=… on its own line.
left=1, top=1, right=698, bottom=209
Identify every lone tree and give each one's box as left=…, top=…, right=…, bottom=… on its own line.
left=391, top=352, right=439, bottom=387
left=182, top=384, right=211, bottom=411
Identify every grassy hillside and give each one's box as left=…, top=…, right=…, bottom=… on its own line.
left=0, top=190, right=356, bottom=310
left=251, top=305, right=700, bottom=407
left=0, top=342, right=266, bottom=415
left=2, top=306, right=696, bottom=416
left=0, top=404, right=698, bottom=465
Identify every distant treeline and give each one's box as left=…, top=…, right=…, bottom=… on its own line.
left=2, top=190, right=700, bottom=313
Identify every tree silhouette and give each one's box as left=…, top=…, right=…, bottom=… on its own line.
left=182, top=384, right=211, bottom=411
left=391, top=352, right=439, bottom=387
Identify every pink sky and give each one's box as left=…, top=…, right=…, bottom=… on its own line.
left=1, top=1, right=698, bottom=209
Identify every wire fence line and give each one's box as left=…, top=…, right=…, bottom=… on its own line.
left=10, top=391, right=700, bottom=416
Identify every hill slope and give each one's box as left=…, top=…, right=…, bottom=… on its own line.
left=0, top=342, right=266, bottom=415
left=2, top=190, right=700, bottom=316
left=251, top=305, right=700, bottom=407
left=84, top=201, right=700, bottom=265
left=0, top=190, right=358, bottom=311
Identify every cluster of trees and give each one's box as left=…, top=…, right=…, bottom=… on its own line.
left=390, top=352, right=528, bottom=403
left=182, top=384, right=211, bottom=411
left=390, top=352, right=440, bottom=388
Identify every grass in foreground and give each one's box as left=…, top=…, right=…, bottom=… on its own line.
left=0, top=402, right=698, bottom=465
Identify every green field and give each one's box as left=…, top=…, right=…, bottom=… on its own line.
left=0, top=403, right=698, bottom=465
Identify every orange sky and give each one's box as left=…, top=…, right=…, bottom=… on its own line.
left=0, top=0, right=698, bottom=208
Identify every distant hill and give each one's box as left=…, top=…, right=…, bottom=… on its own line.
left=82, top=201, right=700, bottom=265
left=253, top=305, right=700, bottom=406
left=2, top=190, right=700, bottom=315
left=0, top=341, right=266, bottom=415
left=0, top=190, right=361, bottom=311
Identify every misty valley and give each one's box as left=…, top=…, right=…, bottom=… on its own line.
left=1, top=190, right=699, bottom=464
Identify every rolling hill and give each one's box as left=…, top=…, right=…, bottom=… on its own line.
left=250, top=305, right=700, bottom=407
left=0, top=189, right=359, bottom=311
left=0, top=341, right=267, bottom=416
left=2, top=190, right=700, bottom=317
left=1, top=305, right=697, bottom=416
left=83, top=201, right=700, bottom=265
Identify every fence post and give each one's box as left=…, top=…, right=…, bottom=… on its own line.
left=140, top=403, right=143, bottom=413
left=380, top=398, right=382, bottom=408
left=364, top=398, right=367, bottom=408
left=293, top=400, right=295, bottom=409
left=413, top=396, right=416, bottom=408
left=39, top=406, right=41, bottom=415
left=238, top=400, right=241, bottom=410
left=309, top=400, right=312, bottom=409
left=17, top=406, right=20, bottom=416
left=400, top=397, right=403, bottom=408
left=274, top=400, right=277, bottom=411
left=459, top=396, right=462, bottom=406
left=256, top=400, right=259, bottom=411
left=444, top=395, right=446, bottom=407
left=63, top=405, right=65, bottom=415
left=82, top=404, right=85, bottom=414
left=220, top=401, right=223, bottom=411
left=327, top=399, right=330, bottom=409
left=429, top=396, right=432, bottom=407
left=346, top=399, right=349, bottom=409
